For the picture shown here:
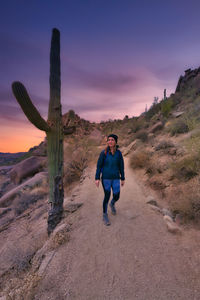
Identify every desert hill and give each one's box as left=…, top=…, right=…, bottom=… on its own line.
left=1, top=67, right=200, bottom=298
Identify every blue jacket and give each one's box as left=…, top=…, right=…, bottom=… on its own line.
left=95, top=149, right=125, bottom=180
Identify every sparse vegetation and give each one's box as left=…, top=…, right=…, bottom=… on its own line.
left=155, top=140, right=174, bottom=151
left=130, top=151, right=151, bottom=169
left=168, top=178, right=200, bottom=222
left=135, top=130, right=148, bottom=142
left=14, top=192, right=47, bottom=216
left=64, top=155, right=88, bottom=185
left=171, top=154, right=200, bottom=181
left=161, top=98, right=173, bottom=117
left=168, top=118, right=189, bottom=135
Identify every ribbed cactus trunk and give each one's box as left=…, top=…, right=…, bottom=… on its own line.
left=47, top=28, right=64, bottom=233
left=11, top=28, right=64, bottom=234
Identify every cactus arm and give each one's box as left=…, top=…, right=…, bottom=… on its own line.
left=12, top=81, right=50, bottom=132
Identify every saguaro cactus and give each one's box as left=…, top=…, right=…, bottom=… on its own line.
left=12, top=28, right=64, bottom=234
left=164, top=88, right=167, bottom=100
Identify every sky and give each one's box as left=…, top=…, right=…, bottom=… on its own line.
left=1, top=0, right=200, bottom=152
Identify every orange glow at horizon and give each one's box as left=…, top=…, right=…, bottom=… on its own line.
left=0, top=125, right=46, bottom=153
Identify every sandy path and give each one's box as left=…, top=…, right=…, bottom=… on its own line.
left=34, top=157, right=200, bottom=300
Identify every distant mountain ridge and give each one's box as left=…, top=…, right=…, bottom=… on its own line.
left=0, top=152, right=27, bottom=166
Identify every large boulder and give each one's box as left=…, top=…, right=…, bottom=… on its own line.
left=9, top=156, right=47, bottom=184
left=150, top=121, right=163, bottom=133
left=121, top=139, right=141, bottom=156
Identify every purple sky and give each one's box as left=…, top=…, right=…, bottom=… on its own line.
left=1, top=0, right=200, bottom=151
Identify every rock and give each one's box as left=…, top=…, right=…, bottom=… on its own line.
left=9, top=156, right=47, bottom=184
left=165, top=221, right=182, bottom=234
left=175, top=213, right=184, bottom=225
left=163, top=215, right=182, bottom=234
left=88, top=128, right=103, bottom=143
left=121, top=139, right=141, bottom=156
left=0, top=172, right=48, bottom=207
left=38, top=251, right=55, bottom=276
left=150, top=122, right=163, bottom=133
left=147, top=200, right=158, bottom=207
left=163, top=215, right=173, bottom=223
left=149, top=205, right=162, bottom=213
left=161, top=208, right=174, bottom=219
left=64, top=202, right=83, bottom=213
left=146, top=196, right=158, bottom=207
left=172, top=111, right=185, bottom=118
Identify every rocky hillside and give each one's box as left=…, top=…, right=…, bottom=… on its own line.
left=1, top=66, right=200, bottom=298
left=118, top=66, right=200, bottom=225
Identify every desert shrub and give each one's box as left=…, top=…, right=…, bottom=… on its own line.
left=14, top=192, right=46, bottom=216
left=168, top=178, right=200, bottom=222
left=132, top=123, right=141, bottom=133
left=169, top=118, right=189, bottom=135
left=184, top=132, right=200, bottom=154
left=155, top=140, right=174, bottom=151
left=64, top=155, right=88, bottom=185
left=184, top=116, right=198, bottom=131
left=145, top=102, right=161, bottom=120
left=135, top=130, right=148, bottom=142
left=145, top=159, right=168, bottom=175
left=11, top=252, right=34, bottom=273
left=161, top=99, right=173, bottom=117
left=171, top=154, right=200, bottom=181
left=130, top=151, right=150, bottom=169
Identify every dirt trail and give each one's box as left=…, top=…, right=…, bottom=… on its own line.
left=34, top=157, right=200, bottom=300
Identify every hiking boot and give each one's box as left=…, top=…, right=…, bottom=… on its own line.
left=103, top=213, right=111, bottom=226
left=110, top=202, right=116, bottom=215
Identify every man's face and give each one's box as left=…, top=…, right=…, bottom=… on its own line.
left=107, top=137, right=116, bottom=147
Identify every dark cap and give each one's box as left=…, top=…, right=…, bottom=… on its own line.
left=107, top=134, right=118, bottom=143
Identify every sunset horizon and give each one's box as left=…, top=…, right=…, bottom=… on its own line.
left=1, top=0, right=200, bottom=152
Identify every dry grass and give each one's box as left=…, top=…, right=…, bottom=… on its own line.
left=167, top=177, right=200, bottom=223
left=171, top=154, right=200, bottom=181
left=168, top=118, right=189, bottom=136
left=13, top=191, right=47, bottom=216
left=135, top=130, right=148, bottom=142
left=130, top=151, right=151, bottom=169
left=64, top=153, right=88, bottom=185
left=155, top=140, right=174, bottom=151
left=49, top=224, right=71, bottom=249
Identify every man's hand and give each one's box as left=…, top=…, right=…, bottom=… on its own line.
left=121, top=180, right=125, bottom=187
left=95, top=180, right=100, bottom=187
